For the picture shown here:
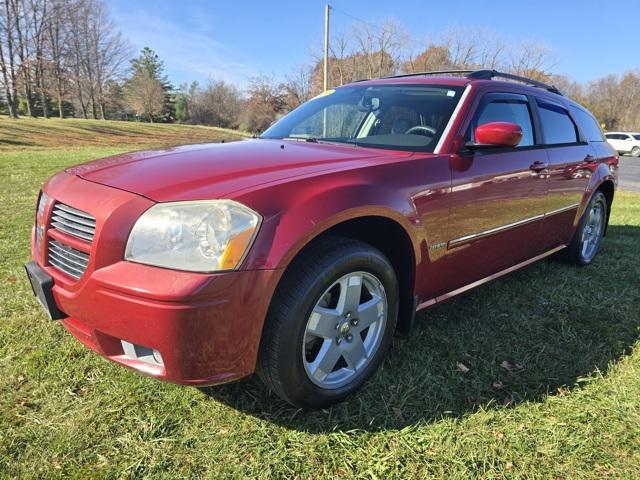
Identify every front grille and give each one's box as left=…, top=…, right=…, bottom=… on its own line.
left=48, top=241, right=89, bottom=279
left=51, top=202, right=96, bottom=242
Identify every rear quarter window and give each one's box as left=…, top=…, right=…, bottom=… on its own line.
left=570, top=106, right=605, bottom=142
left=537, top=100, right=579, bottom=145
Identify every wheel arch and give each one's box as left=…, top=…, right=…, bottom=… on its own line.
left=595, top=179, right=615, bottom=235
left=268, top=214, right=419, bottom=335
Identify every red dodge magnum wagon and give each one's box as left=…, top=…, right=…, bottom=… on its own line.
left=26, top=70, right=618, bottom=407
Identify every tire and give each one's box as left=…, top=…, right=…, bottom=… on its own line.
left=257, top=236, right=399, bottom=408
left=566, top=191, right=608, bottom=265
left=631, top=146, right=640, bottom=157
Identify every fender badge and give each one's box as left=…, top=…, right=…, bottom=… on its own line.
left=429, top=241, right=446, bottom=251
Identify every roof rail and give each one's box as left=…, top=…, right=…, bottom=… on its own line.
left=381, top=68, right=562, bottom=95
left=382, top=69, right=476, bottom=79
left=467, top=69, right=562, bottom=95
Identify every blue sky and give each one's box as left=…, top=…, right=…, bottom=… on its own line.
left=109, top=0, right=639, bottom=88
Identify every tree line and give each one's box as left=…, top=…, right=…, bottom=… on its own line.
left=1, top=0, right=639, bottom=133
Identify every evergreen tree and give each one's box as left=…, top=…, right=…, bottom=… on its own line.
left=126, top=48, right=175, bottom=122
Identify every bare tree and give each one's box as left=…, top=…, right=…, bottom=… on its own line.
left=0, top=0, right=20, bottom=117
left=125, top=70, right=164, bottom=122
left=47, top=0, right=67, bottom=118
left=241, top=76, right=287, bottom=134
left=29, top=0, right=49, bottom=118
left=188, top=79, right=242, bottom=128
left=283, top=63, right=313, bottom=110
left=507, top=40, right=556, bottom=80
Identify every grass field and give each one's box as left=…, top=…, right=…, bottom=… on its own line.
left=1, top=117, right=640, bottom=479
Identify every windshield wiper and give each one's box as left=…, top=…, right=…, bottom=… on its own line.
left=282, top=136, right=319, bottom=143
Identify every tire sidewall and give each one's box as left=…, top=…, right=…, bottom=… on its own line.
left=276, top=247, right=398, bottom=408
left=576, top=191, right=607, bottom=265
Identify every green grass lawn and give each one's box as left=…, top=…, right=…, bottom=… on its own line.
left=1, top=118, right=640, bottom=479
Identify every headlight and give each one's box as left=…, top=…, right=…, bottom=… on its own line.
left=37, top=191, right=49, bottom=222
left=125, top=200, right=261, bottom=272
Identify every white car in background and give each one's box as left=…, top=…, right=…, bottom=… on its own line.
left=605, top=132, right=640, bottom=156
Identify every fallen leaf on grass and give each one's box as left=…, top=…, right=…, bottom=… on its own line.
left=502, top=395, right=515, bottom=406
left=456, top=362, right=470, bottom=373
left=492, top=380, right=504, bottom=390
left=499, top=361, right=523, bottom=372
left=499, top=360, right=514, bottom=371
left=392, top=407, right=405, bottom=422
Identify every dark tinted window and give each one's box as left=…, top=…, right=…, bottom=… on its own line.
left=634, top=134, right=640, bottom=140
left=605, top=133, right=617, bottom=139
left=472, top=96, right=534, bottom=147
left=537, top=101, right=578, bottom=145
left=570, top=106, right=604, bottom=142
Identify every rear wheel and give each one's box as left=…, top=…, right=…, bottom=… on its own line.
left=566, top=191, right=608, bottom=265
left=257, top=237, right=398, bottom=408
left=631, top=146, right=640, bottom=157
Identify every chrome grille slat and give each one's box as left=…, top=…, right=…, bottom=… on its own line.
left=49, top=243, right=88, bottom=262
left=51, top=217, right=95, bottom=235
left=49, top=255, right=84, bottom=276
left=48, top=256, right=83, bottom=279
left=50, top=202, right=96, bottom=242
left=48, top=249, right=87, bottom=269
left=51, top=221, right=94, bottom=241
left=54, top=203, right=96, bottom=220
left=51, top=210, right=96, bottom=228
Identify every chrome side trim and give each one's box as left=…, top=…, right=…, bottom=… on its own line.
left=448, top=213, right=544, bottom=248
left=416, top=245, right=567, bottom=310
left=545, top=203, right=580, bottom=216
left=448, top=203, right=581, bottom=248
left=433, top=85, right=472, bottom=154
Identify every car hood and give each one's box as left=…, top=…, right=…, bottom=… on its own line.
left=67, top=139, right=412, bottom=202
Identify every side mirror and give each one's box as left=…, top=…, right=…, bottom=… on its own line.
left=468, top=121, right=523, bottom=149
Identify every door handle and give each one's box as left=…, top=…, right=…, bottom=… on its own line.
left=529, top=161, right=549, bottom=172
left=584, top=155, right=596, bottom=163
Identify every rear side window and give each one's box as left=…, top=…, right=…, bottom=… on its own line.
left=570, top=106, right=604, bottom=142
left=537, top=101, right=578, bottom=145
left=472, top=95, right=534, bottom=147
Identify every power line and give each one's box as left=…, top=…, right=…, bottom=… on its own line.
left=329, top=6, right=429, bottom=51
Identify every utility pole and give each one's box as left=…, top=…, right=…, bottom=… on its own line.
left=323, top=3, right=331, bottom=91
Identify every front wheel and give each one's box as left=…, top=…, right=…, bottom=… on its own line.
left=566, top=191, right=608, bottom=265
left=631, top=146, right=640, bottom=157
left=257, top=237, right=398, bottom=408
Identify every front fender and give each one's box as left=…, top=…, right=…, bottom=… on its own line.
left=238, top=176, right=423, bottom=271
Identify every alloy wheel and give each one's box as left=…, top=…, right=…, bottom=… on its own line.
left=302, top=271, right=388, bottom=389
left=580, top=201, right=605, bottom=262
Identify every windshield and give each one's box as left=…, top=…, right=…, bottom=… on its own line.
left=261, top=84, right=464, bottom=152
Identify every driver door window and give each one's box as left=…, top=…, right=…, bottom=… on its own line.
left=471, top=94, right=535, bottom=147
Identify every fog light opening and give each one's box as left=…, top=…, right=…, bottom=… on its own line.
left=121, top=340, right=164, bottom=366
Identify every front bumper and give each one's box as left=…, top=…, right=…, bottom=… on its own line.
left=30, top=172, right=282, bottom=386
left=32, top=257, right=280, bottom=385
